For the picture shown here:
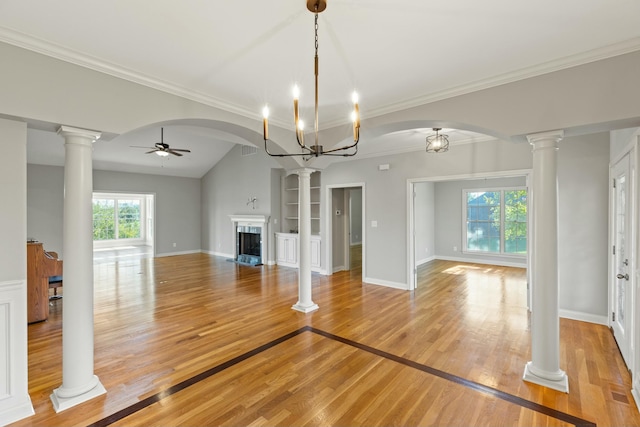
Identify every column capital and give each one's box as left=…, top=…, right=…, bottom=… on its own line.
left=57, top=125, right=101, bottom=142
left=291, top=167, right=316, bottom=177
left=526, top=130, right=564, bottom=146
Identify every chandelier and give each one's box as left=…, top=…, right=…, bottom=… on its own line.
left=425, top=128, right=450, bottom=153
left=262, top=0, right=360, bottom=158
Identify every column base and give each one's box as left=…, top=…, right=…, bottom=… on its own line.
left=523, top=362, right=569, bottom=393
left=292, top=302, right=319, bottom=313
left=50, top=375, right=106, bottom=413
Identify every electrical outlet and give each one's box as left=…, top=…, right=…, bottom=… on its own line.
left=173, top=242, right=177, bottom=248
left=453, top=246, right=457, bottom=252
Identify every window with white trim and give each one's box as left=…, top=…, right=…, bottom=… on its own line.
left=93, top=194, right=144, bottom=242
left=463, top=187, right=527, bottom=256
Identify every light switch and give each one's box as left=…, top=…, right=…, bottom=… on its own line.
left=371, top=220, right=378, bottom=228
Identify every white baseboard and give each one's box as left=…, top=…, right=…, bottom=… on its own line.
left=435, top=255, right=526, bottom=268
left=363, top=276, right=409, bottom=290
left=203, top=250, right=234, bottom=259
left=559, top=309, right=608, bottom=326
left=156, top=249, right=202, bottom=258
left=417, top=256, right=436, bottom=266
left=333, top=265, right=345, bottom=273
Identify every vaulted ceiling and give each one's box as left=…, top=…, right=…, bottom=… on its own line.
left=2, top=0, right=639, bottom=177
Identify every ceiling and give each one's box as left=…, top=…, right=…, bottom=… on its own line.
left=2, top=0, right=640, bottom=178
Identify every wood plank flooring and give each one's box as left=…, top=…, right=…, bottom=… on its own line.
left=11, top=255, right=640, bottom=426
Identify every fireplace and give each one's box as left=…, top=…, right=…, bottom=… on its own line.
left=229, top=215, right=269, bottom=266
left=237, top=226, right=262, bottom=265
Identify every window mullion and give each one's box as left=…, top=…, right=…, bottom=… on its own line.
left=500, top=190, right=505, bottom=254
left=114, top=199, right=120, bottom=241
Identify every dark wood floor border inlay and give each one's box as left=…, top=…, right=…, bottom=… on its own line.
left=87, top=327, right=311, bottom=427
left=308, top=327, right=596, bottom=427
left=88, top=326, right=596, bottom=427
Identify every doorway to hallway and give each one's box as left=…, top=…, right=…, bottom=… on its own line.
left=326, top=184, right=365, bottom=278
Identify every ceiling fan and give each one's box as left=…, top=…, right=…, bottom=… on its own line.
left=131, top=127, right=191, bottom=157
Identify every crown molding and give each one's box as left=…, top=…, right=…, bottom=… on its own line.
left=0, top=26, right=255, bottom=122
left=2, top=26, right=639, bottom=129
left=363, top=37, right=640, bottom=122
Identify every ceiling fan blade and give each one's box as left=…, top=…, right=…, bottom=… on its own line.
left=170, top=148, right=191, bottom=153
left=145, top=149, right=159, bottom=154
left=168, top=150, right=183, bottom=156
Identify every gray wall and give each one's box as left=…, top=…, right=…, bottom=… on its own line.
left=0, top=118, right=27, bottom=281
left=322, top=138, right=533, bottom=287
left=558, top=133, right=610, bottom=318
left=414, top=182, right=435, bottom=264
left=200, top=144, right=281, bottom=262
left=322, top=133, right=610, bottom=319
left=331, top=188, right=346, bottom=270
left=27, top=164, right=202, bottom=257
left=349, top=188, right=363, bottom=245
left=27, top=164, right=64, bottom=255
left=434, top=176, right=527, bottom=266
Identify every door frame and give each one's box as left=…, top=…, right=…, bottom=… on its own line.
left=407, top=169, right=532, bottom=291
left=609, top=152, right=634, bottom=368
left=609, top=143, right=638, bottom=388
left=325, top=183, right=365, bottom=276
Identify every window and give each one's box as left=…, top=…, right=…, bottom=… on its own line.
left=93, top=196, right=143, bottom=242
left=463, top=188, right=527, bottom=256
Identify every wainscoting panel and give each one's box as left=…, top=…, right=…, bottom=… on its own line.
left=0, top=279, right=34, bottom=425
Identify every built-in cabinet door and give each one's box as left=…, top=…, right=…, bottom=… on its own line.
left=276, top=234, right=298, bottom=267
left=286, top=237, right=297, bottom=265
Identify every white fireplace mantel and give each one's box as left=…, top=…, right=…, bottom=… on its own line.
left=228, top=214, right=269, bottom=225
left=229, top=215, right=270, bottom=265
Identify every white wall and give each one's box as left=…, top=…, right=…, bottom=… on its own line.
left=27, top=165, right=202, bottom=257
left=434, top=176, right=527, bottom=266
left=200, top=145, right=281, bottom=262
left=0, top=118, right=33, bottom=425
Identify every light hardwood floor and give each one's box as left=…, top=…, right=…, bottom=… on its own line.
left=12, top=255, right=640, bottom=426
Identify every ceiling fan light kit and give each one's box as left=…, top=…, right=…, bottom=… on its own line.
left=131, top=127, right=191, bottom=157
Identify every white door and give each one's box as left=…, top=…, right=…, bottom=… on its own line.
left=612, top=154, right=632, bottom=367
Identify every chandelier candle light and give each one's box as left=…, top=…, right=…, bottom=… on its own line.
left=262, top=0, right=360, bottom=158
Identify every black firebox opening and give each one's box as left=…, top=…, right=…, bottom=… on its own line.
left=239, top=232, right=261, bottom=256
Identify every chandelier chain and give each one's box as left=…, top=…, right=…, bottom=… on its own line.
left=262, top=1, right=360, bottom=158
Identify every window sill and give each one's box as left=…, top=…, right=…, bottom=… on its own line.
left=461, top=250, right=526, bottom=259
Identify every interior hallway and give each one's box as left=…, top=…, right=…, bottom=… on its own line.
left=16, top=255, right=640, bottom=426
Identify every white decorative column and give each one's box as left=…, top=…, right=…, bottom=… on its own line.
left=523, top=130, right=568, bottom=393
left=51, top=126, right=106, bottom=412
left=292, top=169, right=319, bottom=313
